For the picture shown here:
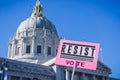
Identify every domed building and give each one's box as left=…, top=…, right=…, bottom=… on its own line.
left=8, top=0, right=59, bottom=64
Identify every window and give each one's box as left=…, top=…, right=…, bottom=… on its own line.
left=33, top=78, right=38, bottom=80
left=22, top=77, right=31, bottom=80
left=11, top=76, right=20, bottom=80
left=37, top=45, right=41, bottom=53
left=47, top=46, right=51, bottom=55
left=26, top=45, right=30, bottom=53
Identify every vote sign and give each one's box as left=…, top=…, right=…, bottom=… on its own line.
left=55, top=40, right=100, bottom=70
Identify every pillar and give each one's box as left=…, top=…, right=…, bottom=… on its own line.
left=102, top=76, right=105, bottom=80
left=81, top=73, right=86, bottom=80
left=20, top=77, right=22, bottom=80
left=65, top=69, right=70, bottom=80
left=14, top=42, right=17, bottom=56
left=74, top=74, right=78, bottom=80
left=8, top=75, right=11, bottom=80
left=56, top=66, right=65, bottom=80
left=12, top=43, right=15, bottom=56
left=21, top=40, right=24, bottom=55
left=56, top=66, right=62, bottom=80
left=42, top=38, right=47, bottom=56
left=92, top=75, right=96, bottom=80
left=31, top=36, right=35, bottom=55
left=21, top=38, right=25, bottom=55
left=106, top=77, right=109, bottom=80
left=8, top=43, right=12, bottom=58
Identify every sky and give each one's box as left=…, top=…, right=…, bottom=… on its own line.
left=0, top=0, right=120, bottom=79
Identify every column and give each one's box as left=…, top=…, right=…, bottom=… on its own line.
left=21, top=38, right=25, bottom=55
left=43, top=38, right=47, bottom=56
left=8, top=43, right=12, bottom=58
left=56, top=66, right=65, bottom=80
left=13, top=43, right=17, bottom=56
left=20, top=77, right=22, bottom=80
left=106, top=77, right=109, bottom=80
left=65, top=69, right=70, bottom=80
left=31, top=36, right=35, bottom=55
left=56, top=66, right=62, bottom=80
left=92, top=75, right=96, bottom=80
left=12, top=42, right=15, bottom=56
left=102, top=76, right=105, bottom=80
left=8, top=75, right=11, bottom=80
left=81, top=73, right=86, bottom=80
left=11, top=43, right=15, bottom=58
left=74, top=74, right=78, bottom=80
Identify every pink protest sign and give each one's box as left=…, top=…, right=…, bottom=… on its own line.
left=55, top=40, right=100, bottom=70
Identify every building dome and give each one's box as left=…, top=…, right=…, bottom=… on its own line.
left=8, top=0, right=59, bottom=64
left=17, top=16, right=57, bottom=34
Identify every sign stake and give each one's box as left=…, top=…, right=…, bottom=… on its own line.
left=71, top=61, right=77, bottom=80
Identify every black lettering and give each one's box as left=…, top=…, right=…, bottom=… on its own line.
left=73, top=46, right=78, bottom=54
left=68, top=45, right=72, bottom=54
left=80, top=47, right=83, bottom=55
left=84, top=47, right=89, bottom=56
left=91, top=47, right=95, bottom=57
left=61, top=44, right=66, bottom=53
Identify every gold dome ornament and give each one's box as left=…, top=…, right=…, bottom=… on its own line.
left=32, top=0, right=43, bottom=17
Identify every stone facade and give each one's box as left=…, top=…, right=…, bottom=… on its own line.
left=43, top=57, right=119, bottom=80
left=0, top=57, right=55, bottom=80
left=56, top=61, right=111, bottom=80
left=0, top=57, right=119, bottom=80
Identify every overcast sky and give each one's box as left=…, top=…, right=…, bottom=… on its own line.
left=0, top=0, right=120, bottom=78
